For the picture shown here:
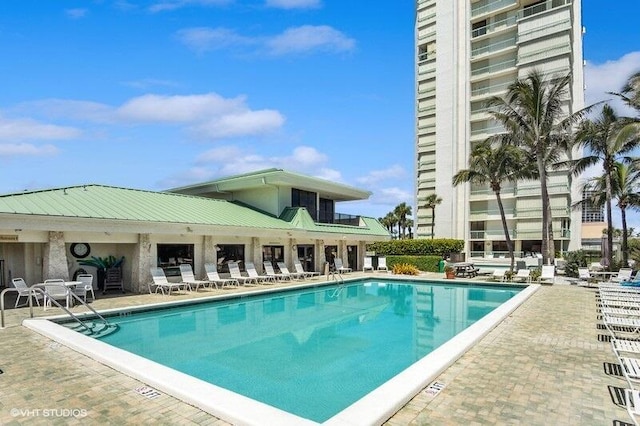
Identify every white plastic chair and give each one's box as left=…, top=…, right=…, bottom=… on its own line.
left=377, top=257, right=388, bottom=272
left=335, top=258, right=352, bottom=273
left=43, top=279, right=70, bottom=310
left=179, top=264, right=207, bottom=291
left=11, top=278, right=43, bottom=308
left=363, top=256, right=374, bottom=272
left=73, top=274, right=95, bottom=302
left=204, top=263, right=239, bottom=288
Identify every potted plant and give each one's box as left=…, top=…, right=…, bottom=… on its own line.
left=444, top=265, right=456, bottom=279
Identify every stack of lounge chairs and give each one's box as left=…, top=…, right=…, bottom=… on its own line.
left=598, top=275, right=640, bottom=425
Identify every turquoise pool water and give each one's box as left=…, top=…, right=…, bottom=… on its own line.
left=90, top=279, right=520, bottom=422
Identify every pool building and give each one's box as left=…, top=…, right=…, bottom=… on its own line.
left=0, top=168, right=390, bottom=292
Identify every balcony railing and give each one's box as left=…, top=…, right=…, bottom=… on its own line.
left=471, top=0, right=517, bottom=18
left=318, top=212, right=360, bottom=226
left=519, top=0, right=571, bottom=21
left=471, top=57, right=517, bottom=77
left=472, top=15, right=517, bottom=38
left=471, top=37, right=517, bottom=58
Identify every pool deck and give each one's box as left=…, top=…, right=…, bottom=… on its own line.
left=0, top=274, right=632, bottom=425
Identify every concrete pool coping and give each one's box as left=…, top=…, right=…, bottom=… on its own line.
left=23, top=277, right=539, bottom=425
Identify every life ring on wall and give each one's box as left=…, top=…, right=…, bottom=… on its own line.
left=73, top=268, right=88, bottom=280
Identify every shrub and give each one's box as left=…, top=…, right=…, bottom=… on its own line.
left=392, top=263, right=420, bottom=275
left=367, top=239, right=464, bottom=256
left=385, top=255, right=441, bottom=272
left=564, top=250, right=587, bottom=278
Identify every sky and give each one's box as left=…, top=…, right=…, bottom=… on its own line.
left=0, top=0, right=638, bottom=226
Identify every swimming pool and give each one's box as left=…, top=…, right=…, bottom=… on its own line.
left=25, top=277, right=538, bottom=425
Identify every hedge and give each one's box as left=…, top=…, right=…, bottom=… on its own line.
left=367, top=239, right=464, bottom=256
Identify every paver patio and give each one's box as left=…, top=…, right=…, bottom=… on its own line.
left=0, top=276, right=632, bottom=425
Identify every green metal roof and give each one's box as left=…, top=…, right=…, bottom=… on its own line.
left=0, top=184, right=390, bottom=237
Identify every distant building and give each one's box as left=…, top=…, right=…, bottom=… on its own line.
left=415, top=0, right=585, bottom=258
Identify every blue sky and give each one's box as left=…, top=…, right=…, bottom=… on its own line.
left=0, top=0, right=638, bottom=226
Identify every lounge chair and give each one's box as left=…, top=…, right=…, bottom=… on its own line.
left=204, top=263, right=239, bottom=288
left=228, top=261, right=259, bottom=285
left=277, top=262, right=304, bottom=280
left=179, top=264, right=208, bottom=291
left=11, top=278, right=43, bottom=308
left=335, top=258, right=352, bottom=273
left=511, top=269, right=531, bottom=284
left=150, top=267, right=187, bottom=295
left=293, top=259, right=320, bottom=279
left=612, top=268, right=634, bottom=283
left=245, top=262, right=277, bottom=284
left=538, top=265, right=555, bottom=284
left=264, top=262, right=292, bottom=281
left=490, top=269, right=506, bottom=282
left=73, top=274, right=96, bottom=302
left=377, top=257, right=388, bottom=272
left=577, top=267, right=593, bottom=286
left=363, top=256, right=374, bottom=272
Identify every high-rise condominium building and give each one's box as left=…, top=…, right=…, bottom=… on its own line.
left=415, top=0, right=585, bottom=258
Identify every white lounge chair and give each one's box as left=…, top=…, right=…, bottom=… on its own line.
left=73, top=274, right=96, bottom=302
left=334, top=258, right=352, bottom=273
left=577, top=267, right=592, bottom=286
left=179, top=264, right=208, bottom=291
left=612, top=268, right=634, bottom=283
left=228, top=262, right=259, bottom=285
left=11, top=278, right=43, bottom=308
left=363, top=256, right=374, bottom=272
left=538, top=265, right=555, bottom=284
left=245, top=262, right=276, bottom=284
left=511, top=269, right=531, bottom=283
left=377, top=257, right=388, bottom=272
left=490, top=269, right=506, bottom=282
left=204, top=263, right=239, bottom=288
left=264, top=262, right=291, bottom=281
left=150, top=267, right=187, bottom=295
left=277, top=262, right=303, bottom=280
left=293, top=259, right=319, bottom=279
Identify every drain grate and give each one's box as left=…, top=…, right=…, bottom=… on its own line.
left=423, top=381, right=446, bottom=397
left=135, top=386, right=162, bottom=399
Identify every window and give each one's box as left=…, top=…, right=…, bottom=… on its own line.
left=292, top=188, right=317, bottom=220
left=319, top=198, right=334, bottom=223
left=157, top=244, right=194, bottom=276
left=262, top=245, right=284, bottom=269
left=217, top=244, right=245, bottom=273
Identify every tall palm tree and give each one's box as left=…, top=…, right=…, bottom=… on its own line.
left=487, top=69, right=587, bottom=266
left=393, top=202, right=412, bottom=239
left=612, top=70, right=640, bottom=114
left=424, top=193, right=442, bottom=239
left=572, top=104, right=640, bottom=270
left=587, top=162, right=640, bottom=267
left=453, top=140, right=536, bottom=271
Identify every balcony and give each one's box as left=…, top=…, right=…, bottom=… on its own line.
left=471, top=0, right=517, bottom=18
left=518, top=0, right=572, bottom=21
left=472, top=15, right=517, bottom=39
left=471, top=37, right=517, bottom=59
left=471, top=57, right=517, bottom=78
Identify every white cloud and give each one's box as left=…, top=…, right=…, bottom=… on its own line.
left=175, top=27, right=252, bottom=53
left=149, top=0, right=231, bottom=13
left=121, top=78, right=181, bottom=90
left=0, top=143, right=58, bottom=156
left=195, top=109, right=285, bottom=139
left=356, top=165, right=407, bottom=185
left=192, top=145, right=332, bottom=182
left=117, top=93, right=245, bottom=123
left=585, top=51, right=640, bottom=116
left=0, top=116, right=81, bottom=141
left=266, top=25, right=355, bottom=55
left=265, top=0, right=321, bottom=9
left=65, top=8, right=88, bottom=19
left=176, top=25, right=354, bottom=56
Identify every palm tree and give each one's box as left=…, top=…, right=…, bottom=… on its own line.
left=612, top=70, right=640, bottom=114
left=424, top=193, right=442, bottom=239
left=487, top=69, right=587, bottom=266
left=453, top=140, right=536, bottom=271
left=572, top=104, right=640, bottom=270
left=587, top=162, right=640, bottom=267
left=393, top=202, right=412, bottom=239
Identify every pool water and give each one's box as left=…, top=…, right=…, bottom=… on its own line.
left=92, top=280, right=520, bottom=422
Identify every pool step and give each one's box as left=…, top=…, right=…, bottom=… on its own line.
left=62, top=321, right=119, bottom=338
